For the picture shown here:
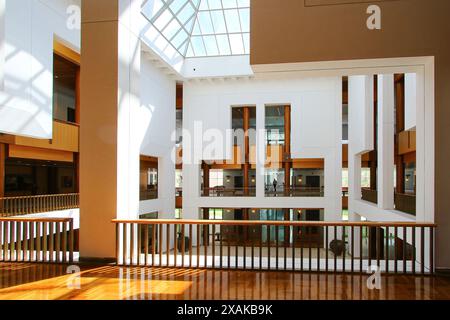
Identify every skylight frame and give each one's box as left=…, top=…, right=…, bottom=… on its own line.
left=142, top=0, right=250, bottom=58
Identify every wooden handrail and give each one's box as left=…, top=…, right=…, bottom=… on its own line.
left=0, top=217, right=73, bottom=223
left=112, top=219, right=436, bottom=228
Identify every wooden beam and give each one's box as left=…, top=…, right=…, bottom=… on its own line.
left=53, top=39, right=80, bottom=65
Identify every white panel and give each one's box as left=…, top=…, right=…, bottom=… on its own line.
left=404, top=73, right=417, bottom=131
left=348, top=75, right=374, bottom=155
left=0, top=0, right=80, bottom=139
left=377, top=74, right=395, bottom=210
left=292, top=91, right=335, bottom=151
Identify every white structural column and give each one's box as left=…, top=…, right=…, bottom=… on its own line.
left=348, top=75, right=374, bottom=212
left=377, top=74, right=395, bottom=210
left=80, top=0, right=142, bottom=259
left=256, top=103, right=265, bottom=198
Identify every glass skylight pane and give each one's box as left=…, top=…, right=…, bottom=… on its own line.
left=172, top=29, right=189, bottom=48
left=242, top=32, right=250, bottom=53
left=207, top=0, right=222, bottom=10
left=192, top=18, right=201, bottom=35
left=186, top=42, right=195, bottom=57
left=170, top=0, right=188, bottom=14
left=191, top=36, right=206, bottom=56
left=222, top=0, right=238, bottom=9
left=237, top=0, right=250, bottom=7
left=184, top=14, right=196, bottom=31
left=162, top=18, right=182, bottom=40
left=142, top=0, right=165, bottom=21
left=239, top=8, right=250, bottom=33
left=198, top=11, right=214, bottom=34
left=178, top=41, right=188, bottom=55
left=199, top=0, right=209, bottom=10
left=216, top=34, right=231, bottom=55
left=229, top=33, right=244, bottom=54
left=154, top=10, right=173, bottom=30
left=210, top=10, right=227, bottom=33
left=191, top=0, right=200, bottom=8
left=178, top=2, right=195, bottom=24
left=224, top=9, right=241, bottom=33
left=203, top=35, right=219, bottom=55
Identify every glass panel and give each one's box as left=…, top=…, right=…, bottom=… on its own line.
left=199, top=0, right=209, bottom=10
left=198, top=11, right=214, bottom=34
left=154, top=9, right=173, bottom=30
left=142, top=0, right=165, bottom=20
left=216, top=34, right=231, bottom=55
left=178, top=2, right=196, bottom=24
left=242, top=32, right=250, bottom=54
left=172, top=29, right=189, bottom=48
left=207, top=0, right=222, bottom=10
left=222, top=0, right=238, bottom=9
left=239, top=8, right=250, bottom=32
left=203, top=35, right=219, bottom=55
left=210, top=10, right=227, bottom=33
left=191, top=36, right=206, bottom=56
left=170, top=0, right=188, bottom=14
left=224, top=9, right=241, bottom=33
left=229, top=33, right=244, bottom=54
left=162, top=18, right=182, bottom=40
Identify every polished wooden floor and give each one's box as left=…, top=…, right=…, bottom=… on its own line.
left=0, top=263, right=449, bottom=300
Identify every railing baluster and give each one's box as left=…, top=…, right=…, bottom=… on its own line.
left=394, top=226, right=398, bottom=274
left=351, top=226, right=354, bottom=273
left=243, top=225, right=246, bottom=270
left=43, top=222, right=48, bottom=263
left=182, top=224, right=186, bottom=268
left=130, top=223, right=135, bottom=265
left=122, top=223, right=127, bottom=265
left=359, top=226, right=363, bottom=273
left=158, top=224, right=163, bottom=267
left=115, top=223, right=120, bottom=265
left=62, top=221, right=66, bottom=263
left=166, top=224, right=170, bottom=267
left=17, top=221, right=22, bottom=262
left=275, top=225, right=279, bottom=270
left=252, top=225, right=255, bottom=270
left=219, top=224, right=223, bottom=269
left=3, top=221, right=9, bottom=261
left=403, top=227, right=407, bottom=274
left=137, top=224, right=142, bottom=266
left=174, top=224, right=178, bottom=267
left=189, top=224, right=193, bottom=268
left=145, top=224, right=149, bottom=266
left=342, top=225, right=346, bottom=273
left=308, top=226, right=312, bottom=272
left=376, top=226, right=380, bottom=268
left=195, top=224, right=199, bottom=268
left=259, top=225, right=263, bottom=270
left=205, top=224, right=209, bottom=268
left=368, top=227, right=372, bottom=268
left=429, top=227, right=434, bottom=274
left=56, top=222, right=61, bottom=263
left=211, top=224, right=214, bottom=269
left=412, top=226, right=416, bottom=275
left=385, top=226, right=389, bottom=273
left=420, top=227, right=425, bottom=275
left=326, top=225, right=329, bottom=272
left=333, top=226, right=337, bottom=272
left=36, top=222, right=41, bottom=262
left=49, top=222, right=54, bottom=262
left=267, top=225, right=271, bottom=270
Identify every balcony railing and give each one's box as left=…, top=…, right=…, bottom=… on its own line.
left=361, top=188, right=378, bottom=204
left=112, top=219, right=436, bottom=275
left=202, top=187, right=256, bottom=197
left=0, top=217, right=75, bottom=263
left=0, top=193, right=79, bottom=217
left=395, top=193, right=416, bottom=216
left=140, top=189, right=158, bottom=201
left=265, top=186, right=324, bottom=197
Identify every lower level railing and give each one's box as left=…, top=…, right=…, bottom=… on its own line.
left=0, top=193, right=79, bottom=217
left=112, top=219, right=436, bottom=275
left=0, top=217, right=75, bottom=263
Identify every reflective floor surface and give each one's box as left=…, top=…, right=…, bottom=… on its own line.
left=0, top=263, right=449, bottom=300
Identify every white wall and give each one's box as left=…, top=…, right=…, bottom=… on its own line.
left=404, top=73, right=417, bottom=131
left=0, top=0, right=80, bottom=139
left=182, top=75, right=342, bottom=222
left=138, top=54, right=176, bottom=219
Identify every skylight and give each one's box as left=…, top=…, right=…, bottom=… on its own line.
left=142, top=0, right=250, bottom=58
